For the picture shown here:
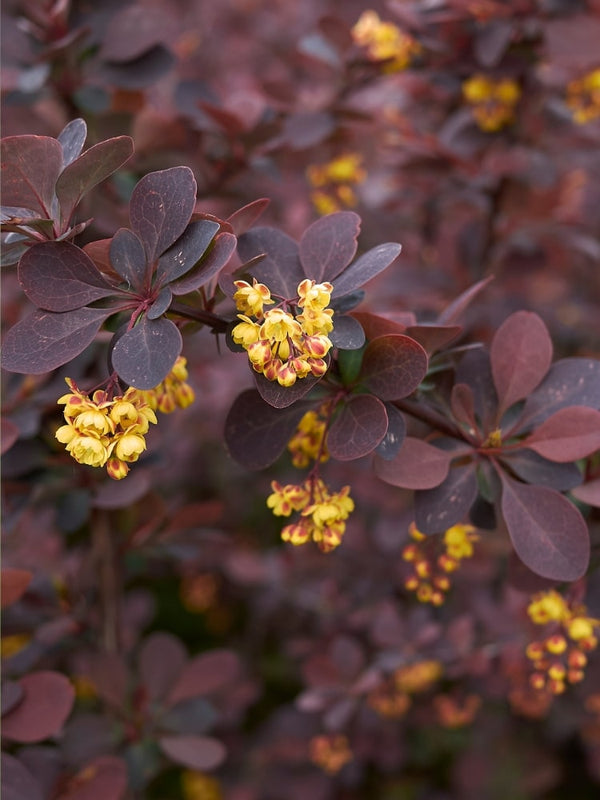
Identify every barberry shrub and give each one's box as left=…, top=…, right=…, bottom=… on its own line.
left=2, top=2, right=600, bottom=799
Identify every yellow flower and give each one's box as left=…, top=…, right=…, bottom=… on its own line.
left=297, top=279, right=333, bottom=311
left=566, top=68, right=600, bottom=124
left=395, top=660, right=443, bottom=693
left=309, top=734, right=353, bottom=775
left=112, top=433, right=146, bottom=462
left=260, top=309, right=302, bottom=342
left=181, top=770, right=223, bottom=800
left=567, top=617, right=596, bottom=641
left=288, top=409, right=329, bottom=468
left=106, top=457, right=130, bottom=480
left=266, top=481, right=310, bottom=516
left=233, top=278, right=274, bottom=317
left=443, top=524, right=478, bottom=560
left=352, top=10, right=421, bottom=72
left=527, top=590, right=570, bottom=625
left=462, top=74, right=521, bottom=132
left=66, top=434, right=111, bottom=467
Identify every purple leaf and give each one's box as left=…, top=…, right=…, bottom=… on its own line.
left=56, top=136, right=133, bottom=225
left=490, top=311, right=553, bottom=416
left=237, top=227, right=304, bottom=298
left=170, top=232, right=236, bottom=295
left=571, top=478, right=600, bottom=508
left=1, top=681, right=24, bottom=716
left=139, top=632, right=188, bottom=701
left=224, top=389, right=309, bottom=470
left=281, top=110, right=335, bottom=149
left=99, top=44, right=175, bottom=90
left=1, top=753, right=43, bottom=800
left=513, top=358, right=600, bottom=433
left=1, top=418, right=19, bottom=454
left=351, top=310, right=410, bottom=339
left=110, top=228, right=148, bottom=292
left=327, top=394, right=388, bottom=461
left=2, top=671, right=75, bottom=743
left=160, top=697, right=216, bottom=735
left=361, top=334, right=428, bottom=400
left=57, top=118, right=87, bottom=167
left=129, top=167, right=197, bottom=264
left=523, top=406, right=600, bottom=462
left=451, top=383, right=478, bottom=432
left=329, top=314, right=365, bottom=350
left=110, top=316, right=182, bottom=389
left=156, top=219, right=220, bottom=284
left=375, top=403, right=406, bottom=460
left=147, top=287, right=172, bottom=319
left=92, top=470, right=152, bottom=509
left=502, top=449, right=582, bottom=491
left=158, top=735, right=226, bottom=771
left=405, top=324, right=462, bottom=355
left=85, top=653, right=128, bottom=711
left=298, top=211, right=360, bottom=282
left=227, top=198, right=270, bottom=235
left=1, top=135, right=63, bottom=218
left=438, top=277, right=494, bottom=325
left=455, top=349, right=498, bottom=432
left=167, top=649, right=241, bottom=705
left=1, top=568, right=32, bottom=608
left=500, top=473, right=589, bottom=581
left=374, top=437, right=452, bottom=489
left=18, top=241, right=116, bottom=311
left=475, top=20, right=513, bottom=67
left=331, top=243, right=402, bottom=298
left=2, top=307, right=113, bottom=374
left=254, top=369, right=326, bottom=408
left=414, top=462, right=479, bottom=534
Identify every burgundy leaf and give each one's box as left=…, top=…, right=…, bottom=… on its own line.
left=18, top=241, right=116, bottom=311
left=110, top=316, right=182, bottom=389
left=109, top=228, right=148, bottom=291
left=500, top=473, right=590, bottom=581
left=451, top=383, right=478, bottom=432
left=147, top=286, right=172, bottom=319
left=327, top=394, right=388, bottom=461
left=1, top=307, right=113, bottom=374
left=281, top=110, right=335, bottom=149
left=1, top=681, right=24, bottom=717
left=227, top=198, right=270, bottom=235
left=374, top=437, right=452, bottom=489
left=57, top=756, right=128, bottom=800
left=92, top=470, right=152, bottom=509
left=55, top=136, right=133, bottom=226
left=57, top=118, right=87, bottom=167
left=237, top=227, right=304, bottom=299
left=571, top=478, right=600, bottom=508
left=351, top=310, right=409, bottom=339
left=158, top=735, right=226, bottom=771
left=1, top=753, right=43, bottom=800
left=405, top=324, right=462, bottom=355
left=502, top=449, right=582, bottom=491
left=523, top=406, right=600, bottom=462
left=170, top=232, right=236, bottom=295
left=156, top=220, right=220, bottom=284
left=1, top=567, right=32, bottom=609
left=331, top=243, right=402, bottom=298
left=2, top=671, right=75, bottom=743
left=375, top=403, right=406, bottom=460
left=513, top=358, right=600, bottom=433
left=490, top=311, right=553, bottom=416
left=224, top=390, right=308, bottom=470
left=361, top=334, right=428, bottom=401
left=437, top=278, right=494, bottom=325
left=298, top=211, right=360, bottom=282
left=139, top=632, right=188, bottom=702
left=254, top=369, right=326, bottom=409
left=455, top=349, right=498, bottom=432
left=1, top=418, right=19, bottom=454
left=414, top=462, right=479, bottom=534
left=160, top=697, right=216, bottom=736
left=100, top=3, right=175, bottom=60
left=167, top=649, right=241, bottom=705
left=329, top=314, right=365, bottom=350
left=129, top=167, right=197, bottom=263
left=1, top=135, right=63, bottom=218
left=99, top=45, right=175, bottom=90
left=85, top=653, right=128, bottom=710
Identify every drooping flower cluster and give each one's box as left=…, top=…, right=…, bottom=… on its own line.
left=232, top=278, right=334, bottom=387
left=306, top=153, right=366, bottom=216
left=369, top=659, right=443, bottom=719
left=462, top=74, right=521, bottom=131
left=55, top=358, right=195, bottom=480
left=566, top=68, right=600, bottom=124
left=287, top=407, right=330, bottom=468
left=309, top=734, right=353, bottom=775
left=351, top=10, right=421, bottom=73
left=267, top=477, right=354, bottom=553
left=526, top=590, right=599, bottom=695
left=402, top=521, right=478, bottom=605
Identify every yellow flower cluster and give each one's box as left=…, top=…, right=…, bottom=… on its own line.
left=138, top=356, right=195, bottom=413
left=267, top=477, right=354, bottom=553
left=462, top=74, right=521, bottom=131
left=287, top=407, right=330, bottom=468
left=369, top=659, right=443, bottom=718
left=351, top=10, right=421, bottom=73
left=309, top=734, right=353, bottom=775
left=232, top=278, right=334, bottom=387
left=526, top=590, right=599, bottom=695
left=55, top=358, right=195, bottom=480
left=306, top=153, right=366, bottom=216
left=434, top=694, right=481, bottom=729
left=402, top=522, right=478, bottom=605
left=181, top=771, right=222, bottom=800
left=566, top=68, right=600, bottom=124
